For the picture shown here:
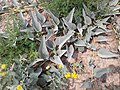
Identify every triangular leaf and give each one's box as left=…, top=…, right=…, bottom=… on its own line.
left=94, top=68, right=112, bottom=78
left=63, top=18, right=76, bottom=30
left=98, top=48, right=119, bottom=58
left=38, top=35, right=49, bottom=59
left=31, top=11, right=42, bottom=32
left=65, top=7, right=75, bottom=23
left=82, top=9, right=92, bottom=25
left=55, top=30, right=75, bottom=49
left=47, top=10, right=60, bottom=25
left=19, top=12, right=28, bottom=29
left=36, top=10, right=46, bottom=24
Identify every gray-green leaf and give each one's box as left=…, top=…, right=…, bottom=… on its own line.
left=74, top=40, right=86, bottom=47
left=82, top=9, right=92, bottom=25
left=67, top=45, right=74, bottom=59
left=47, top=10, right=60, bottom=25
left=39, top=35, right=49, bottom=59
left=94, top=67, right=112, bottom=78
left=98, top=48, right=119, bottom=58
left=96, top=36, right=107, bottom=42
left=65, top=7, right=75, bottom=23
left=31, top=11, right=42, bottom=32
left=63, top=18, right=76, bottom=30
left=55, top=30, right=75, bottom=49
left=36, top=10, right=46, bottom=24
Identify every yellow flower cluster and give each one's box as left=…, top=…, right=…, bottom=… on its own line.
left=0, top=64, right=7, bottom=77
left=16, top=85, right=22, bottom=90
left=64, top=71, right=78, bottom=79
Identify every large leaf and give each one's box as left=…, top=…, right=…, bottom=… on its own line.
left=96, top=36, right=107, bottom=42
left=63, top=18, right=76, bottom=30
left=96, top=17, right=110, bottom=30
left=82, top=9, right=92, bottom=25
left=38, top=35, right=49, bottom=59
left=93, top=28, right=107, bottom=35
left=31, top=11, right=42, bottom=32
left=94, top=68, right=112, bottom=78
left=74, top=40, right=86, bottom=47
left=35, top=10, right=46, bottom=24
left=55, top=30, right=75, bottom=49
left=83, top=3, right=95, bottom=19
left=65, top=7, right=75, bottom=23
left=98, top=48, right=119, bottom=58
left=50, top=56, right=64, bottom=67
left=19, top=12, right=28, bottom=29
left=47, top=10, right=60, bottom=25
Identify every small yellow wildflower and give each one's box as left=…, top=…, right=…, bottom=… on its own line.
left=1, top=72, right=6, bottom=76
left=71, top=72, right=78, bottom=79
left=46, top=65, right=50, bottom=70
left=1, top=64, right=6, bottom=69
left=16, top=85, right=22, bottom=90
left=58, top=64, right=62, bottom=68
left=64, top=72, right=71, bottom=79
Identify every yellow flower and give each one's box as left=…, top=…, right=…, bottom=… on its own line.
left=46, top=65, right=50, bottom=70
left=16, top=85, right=22, bottom=90
left=58, top=64, right=62, bottom=68
left=1, top=72, right=6, bottom=76
left=71, top=72, right=78, bottom=79
left=1, top=64, right=6, bottom=69
left=64, top=72, right=71, bottom=79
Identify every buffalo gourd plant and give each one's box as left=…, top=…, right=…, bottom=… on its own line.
left=0, top=0, right=120, bottom=90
